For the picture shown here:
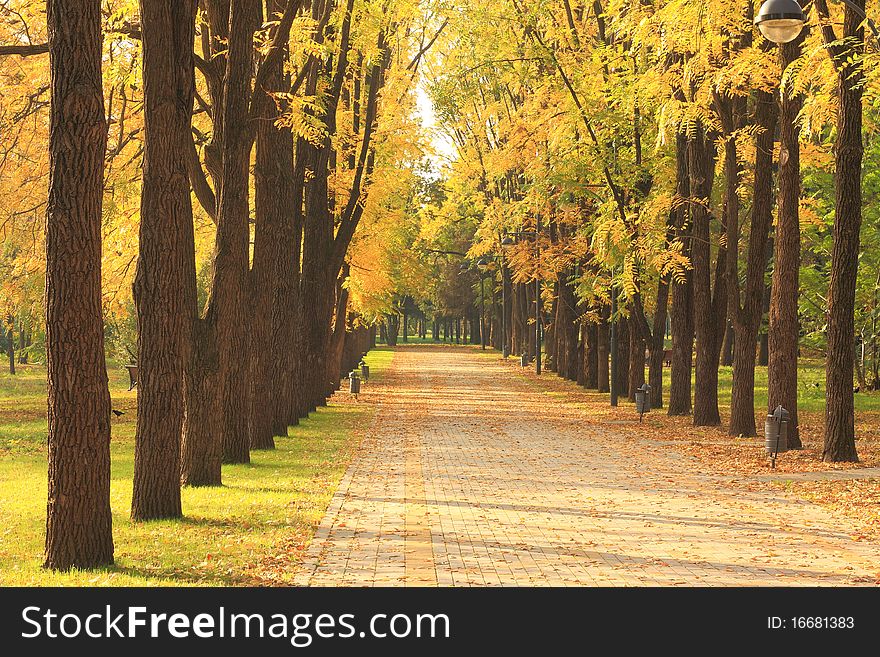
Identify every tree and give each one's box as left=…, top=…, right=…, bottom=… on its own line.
left=768, top=29, right=807, bottom=450
left=43, top=0, right=113, bottom=570
left=251, top=0, right=295, bottom=450
left=725, top=85, right=779, bottom=437
left=131, top=0, right=198, bottom=520
left=815, top=0, right=863, bottom=462
left=689, top=124, right=726, bottom=427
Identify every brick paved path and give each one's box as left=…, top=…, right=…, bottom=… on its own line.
left=294, top=347, right=878, bottom=586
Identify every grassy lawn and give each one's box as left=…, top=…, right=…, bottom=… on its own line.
left=0, top=348, right=392, bottom=586
left=672, top=359, right=880, bottom=414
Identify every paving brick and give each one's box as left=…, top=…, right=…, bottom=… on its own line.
left=294, top=347, right=878, bottom=587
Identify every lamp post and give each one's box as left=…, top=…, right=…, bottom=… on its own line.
left=755, top=0, right=878, bottom=42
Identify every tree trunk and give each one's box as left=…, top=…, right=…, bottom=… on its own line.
left=271, top=116, right=306, bottom=435
left=690, top=125, right=723, bottom=426
left=555, top=272, right=579, bottom=380
left=180, top=321, right=222, bottom=486
left=576, top=322, right=587, bottom=386
left=617, top=315, right=630, bottom=399
left=44, top=0, right=113, bottom=569
left=132, top=0, right=198, bottom=518
left=18, top=326, right=30, bottom=364
left=628, top=328, right=645, bottom=402
left=250, top=9, right=293, bottom=449
left=585, top=320, right=599, bottom=389
left=728, top=90, right=778, bottom=437
left=823, top=0, right=863, bottom=462
left=648, top=277, right=669, bottom=408
left=721, top=321, right=734, bottom=366
left=386, top=314, right=400, bottom=346
left=214, top=0, right=260, bottom=463
left=668, top=133, right=694, bottom=416
left=326, top=268, right=351, bottom=396
left=597, top=306, right=609, bottom=392
left=5, top=321, right=14, bottom=375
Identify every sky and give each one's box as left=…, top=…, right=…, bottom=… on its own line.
left=414, top=81, right=457, bottom=171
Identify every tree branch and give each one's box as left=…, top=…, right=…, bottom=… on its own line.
left=0, top=43, right=48, bottom=56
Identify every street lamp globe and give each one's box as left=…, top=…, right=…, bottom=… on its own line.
left=754, top=0, right=806, bottom=44
left=500, top=236, right=515, bottom=248
left=476, top=257, right=490, bottom=272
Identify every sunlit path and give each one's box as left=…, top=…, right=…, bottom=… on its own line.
left=295, top=346, right=878, bottom=587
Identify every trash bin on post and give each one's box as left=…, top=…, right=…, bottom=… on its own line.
left=520, top=353, right=528, bottom=368
left=764, top=405, right=788, bottom=468
left=360, top=360, right=370, bottom=383
left=635, top=383, right=651, bottom=422
left=349, top=371, right=361, bottom=397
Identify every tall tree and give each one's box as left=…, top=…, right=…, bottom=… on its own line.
left=725, top=87, right=779, bottom=437
left=668, top=133, right=694, bottom=416
left=768, top=29, right=807, bottom=449
left=131, top=0, right=198, bottom=520
left=815, top=0, right=863, bottom=462
left=689, top=125, right=726, bottom=426
left=250, top=0, right=298, bottom=450
left=43, top=0, right=113, bottom=570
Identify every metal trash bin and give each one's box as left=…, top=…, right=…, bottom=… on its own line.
left=360, top=361, right=370, bottom=382
left=765, top=405, right=789, bottom=467
left=635, top=383, right=651, bottom=422
left=520, top=353, right=528, bottom=368
left=349, top=371, right=361, bottom=396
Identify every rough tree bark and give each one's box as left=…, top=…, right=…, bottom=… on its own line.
left=668, top=132, right=694, bottom=416
left=326, top=266, right=352, bottom=390
left=273, top=136, right=306, bottom=431
left=690, top=125, right=725, bottom=426
left=132, top=0, right=198, bottom=518
left=721, top=321, right=734, bottom=366
left=211, top=0, right=261, bottom=464
left=44, top=0, right=114, bottom=569
left=817, top=0, right=862, bottom=462
left=726, top=90, right=778, bottom=437
left=4, top=322, right=14, bottom=375
left=617, top=315, right=630, bottom=398
left=249, top=0, right=295, bottom=450
left=597, top=305, right=610, bottom=392
left=555, top=271, right=579, bottom=381
left=647, top=278, right=669, bottom=408
left=585, top=318, right=599, bottom=389
left=768, top=32, right=805, bottom=449
left=628, top=328, right=645, bottom=401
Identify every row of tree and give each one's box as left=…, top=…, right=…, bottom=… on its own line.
left=403, top=0, right=878, bottom=463
left=1, top=0, right=432, bottom=570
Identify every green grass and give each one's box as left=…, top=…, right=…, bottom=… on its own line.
left=662, top=359, right=880, bottom=414
left=0, top=348, right=392, bottom=586
left=473, top=344, right=880, bottom=415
